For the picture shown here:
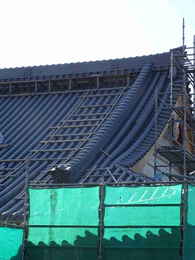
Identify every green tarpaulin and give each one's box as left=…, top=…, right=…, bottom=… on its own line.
left=103, top=185, right=181, bottom=260
left=0, top=227, right=23, bottom=260
left=184, top=184, right=195, bottom=260
left=26, top=184, right=183, bottom=260
left=29, top=187, right=99, bottom=226
left=27, top=187, right=99, bottom=260
left=105, top=185, right=182, bottom=205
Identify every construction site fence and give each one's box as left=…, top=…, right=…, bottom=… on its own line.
left=1, top=183, right=195, bottom=260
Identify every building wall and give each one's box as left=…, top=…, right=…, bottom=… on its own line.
left=133, top=126, right=182, bottom=180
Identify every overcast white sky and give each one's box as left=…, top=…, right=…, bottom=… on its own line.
left=0, top=0, right=194, bottom=68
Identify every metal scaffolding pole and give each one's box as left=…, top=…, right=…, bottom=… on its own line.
left=182, top=18, right=185, bottom=48
left=182, top=19, right=187, bottom=179
left=154, top=78, right=158, bottom=177
left=154, top=19, right=195, bottom=181
left=170, top=51, right=174, bottom=108
left=193, top=35, right=195, bottom=111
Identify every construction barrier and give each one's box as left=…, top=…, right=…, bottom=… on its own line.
left=1, top=183, right=195, bottom=259
left=184, top=184, right=195, bottom=260
left=26, top=187, right=99, bottom=259
left=0, top=227, right=23, bottom=260
left=25, top=184, right=183, bottom=260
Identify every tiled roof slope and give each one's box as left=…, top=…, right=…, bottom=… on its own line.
left=0, top=48, right=183, bottom=221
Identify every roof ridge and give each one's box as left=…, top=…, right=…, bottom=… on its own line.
left=0, top=47, right=182, bottom=82
left=0, top=48, right=175, bottom=71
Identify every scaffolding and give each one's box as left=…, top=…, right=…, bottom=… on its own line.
left=154, top=21, right=195, bottom=181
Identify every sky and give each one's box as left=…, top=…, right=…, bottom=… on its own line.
left=0, top=0, right=194, bottom=68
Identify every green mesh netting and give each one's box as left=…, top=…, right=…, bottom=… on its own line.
left=27, top=227, right=98, bottom=246
left=26, top=185, right=183, bottom=260
left=104, top=206, right=180, bottom=226
left=29, top=187, right=99, bottom=225
left=186, top=185, right=195, bottom=225
left=0, top=227, right=23, bottom=260
left=25, top=228, right=98, bottom=260
left=103, top=228, right=180, bottom=260
left=105, top=185, right=182, bottom=205
left=104, top=185, right=181, bottom=226
left=104, top=185, right=182, bottom=260
left=27, top=187, right=99, bottom=260
left=184, top=184, right=195, bottom=260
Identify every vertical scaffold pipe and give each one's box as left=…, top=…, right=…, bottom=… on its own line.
left=193, top=35, right=195, bottom=108
left=182, top=18, right=185, bottom=48
left=170, top=51, right=174, bottom=108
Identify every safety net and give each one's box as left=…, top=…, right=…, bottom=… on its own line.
left=184, top=184, right=195, bottom=260
left=26, top=187, right=99, bottom=260
left=26, top=184, right=183, bottom=260
left=103, top=185, right=182, bottom=260
left=0, top=227, right=23, bottom=260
